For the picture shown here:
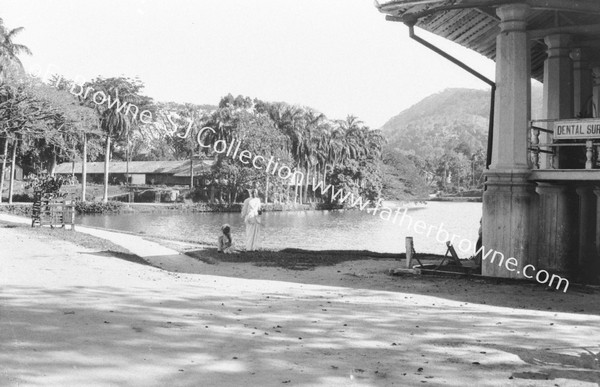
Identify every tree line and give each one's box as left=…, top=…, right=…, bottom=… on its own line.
left=0, top=18, right=401, bottom=205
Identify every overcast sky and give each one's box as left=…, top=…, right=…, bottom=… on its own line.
left=2, top=0, right=496, bottom=128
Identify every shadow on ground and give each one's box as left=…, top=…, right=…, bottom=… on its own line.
left=182, top=247, right=600, bottom=318
left=2, top=284, right=600, bottom=386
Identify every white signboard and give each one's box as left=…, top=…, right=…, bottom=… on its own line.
left=553, top=118, right=600, bottom=139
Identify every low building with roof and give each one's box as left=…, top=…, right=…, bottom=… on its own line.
left=55, top=159, right=214, bottom=186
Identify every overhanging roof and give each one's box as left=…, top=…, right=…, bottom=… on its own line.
left=376, top=0, right=600, bottom=82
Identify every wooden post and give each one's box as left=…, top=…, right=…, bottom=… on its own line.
left=8, top=137, right=17, bottom=204
left=531, top=125, right=540, bottom=169
left=189, top=134, right=194, bottom=189
left=406, top=236, right=414, bottom=268
left=0, top=137, right=8, bottom=203
left=82, top=133, right=87, bottom=202
left=103, top=136, right=110, bottom=203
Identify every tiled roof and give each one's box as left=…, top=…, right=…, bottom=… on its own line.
left=376, top=0, right=600, bottom=83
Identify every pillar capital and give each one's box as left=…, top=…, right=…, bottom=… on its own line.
left=544, top=34, right=572, bottom=57
left=496, top=3, right=530, bottom=32
left=570, top=48, right=588, bottom=63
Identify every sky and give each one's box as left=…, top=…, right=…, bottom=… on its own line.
left=2, top=0, right=497, bottom=129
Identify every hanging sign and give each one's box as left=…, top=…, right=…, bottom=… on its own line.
left=553, top=118, right=600, bottom=139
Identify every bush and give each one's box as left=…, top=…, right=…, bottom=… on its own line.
left=74, top=201, right=124, bottom=214
left=188, top=202, right=242, bottom=212
left=10, top=193, right=34, bottom=202
left=0, top=204, right=32, bottom=216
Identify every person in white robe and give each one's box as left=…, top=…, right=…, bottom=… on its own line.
left=242, top=189, right=262, bottom=251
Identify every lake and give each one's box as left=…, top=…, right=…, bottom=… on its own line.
left=77, top=201, right=482, bottom=256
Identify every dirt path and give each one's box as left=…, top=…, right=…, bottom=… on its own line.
left=1, top=226, right=600, bottom=386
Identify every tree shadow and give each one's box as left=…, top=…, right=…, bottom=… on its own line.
left=181, top=248, right=600, bottom=317
left=492, top=345, right=600, bottom=384
left=86, top=250, right=151, bottom=266
left=2, top=283, right=600, bottom=386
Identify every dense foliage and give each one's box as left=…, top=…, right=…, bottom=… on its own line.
left=381, top=88, right=489, bottom=194
left=1, top=16, right=433, bottom=206
left=381, top=87, right=543, bottom=195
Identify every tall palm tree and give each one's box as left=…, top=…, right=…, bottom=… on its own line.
left=302, top=110, right=325, bottom=203
left=0, top=18, right=32, bottom=82
left=268, top=103, right=303, bottom=203
left=88, top=77, right=150, bottom=203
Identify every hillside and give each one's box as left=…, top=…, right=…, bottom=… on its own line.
left=382, top=85, right=544, bottom=141
left=380, top=86, right=543, bottom=196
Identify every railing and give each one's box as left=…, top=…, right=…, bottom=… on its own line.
left=31, top=195, right=76, bottom=230
left=529, top=119, right=600, bottom=170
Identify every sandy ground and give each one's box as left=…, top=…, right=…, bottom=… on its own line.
left=1, top=225, right=600, bottom=387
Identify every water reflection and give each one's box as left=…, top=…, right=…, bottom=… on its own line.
left=77, top=202, right=482, bottom=255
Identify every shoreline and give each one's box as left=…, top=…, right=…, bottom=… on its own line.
left=428, top=197, right=482, bottom=202
left=0, top=199, right=430, bottom=216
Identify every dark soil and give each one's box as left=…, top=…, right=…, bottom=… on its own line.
left=185, top=247, right=444, bottom=270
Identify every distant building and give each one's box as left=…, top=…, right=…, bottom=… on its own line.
left=54, top=160, right=214, bottom=186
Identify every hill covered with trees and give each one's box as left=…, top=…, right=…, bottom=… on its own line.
left=380, top=86, right=543, bottom=198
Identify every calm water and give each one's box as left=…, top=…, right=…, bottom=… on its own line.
left=77, top=201, right=482, bottom=256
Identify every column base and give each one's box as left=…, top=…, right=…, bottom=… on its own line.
left=482, top=169, right=535, bottom=278
left=536, top=182, right=578, bottom=275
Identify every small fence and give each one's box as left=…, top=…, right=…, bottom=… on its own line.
left=31, top=194, right=76, bottom=230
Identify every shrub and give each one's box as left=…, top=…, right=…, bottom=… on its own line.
left=10, top=193, right=34, bottom=202
left=74, top=201, right=124, bottom=214
left=0, top=204, right=32, bottom=216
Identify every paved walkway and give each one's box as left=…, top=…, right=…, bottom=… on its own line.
left=1, top=213, right=600, bottom=386
left=0, top=213, right=185, bottom=268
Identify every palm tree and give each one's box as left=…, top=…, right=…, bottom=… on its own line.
left=267, top=103, right=303, bottom=203
left=51, top=75, right=102, bottom=202
left=301, top=110, right=325, bottom=203
left=88, top=77, right=150, bottom=203
left=0, top=19, right=30, bottom=201
left=0, top=18, right=32, bottom=82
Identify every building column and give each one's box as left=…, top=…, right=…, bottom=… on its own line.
left=571, top=48, right=593, bottom=118
left=541, top=34, right=573, bottom=169
left=591, top=187, right=600, bottom=282
left=534, top=33, right=579, bottom=275
left=576, top=185, right=596, bottom=279
left=535, top=183, right=578, bottom=273
left=593, top=67, right=600, bottom=118
left=483, top=3, right=534, bottom=278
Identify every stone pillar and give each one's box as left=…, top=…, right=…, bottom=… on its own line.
left=593, top=67, right=600, bottom=118
left=534, top=33, right=579, bottom=276
left=536, top=183, right=578, bottom=273
left=483, top=3, right=534, bottom=278
left=591, top=187, right=600, bottom=282
left=576, top=185, right=596, bottom=276
left=571, top=48, right=593, bottom=118
left=541, top=34, right=573, bottom=169
left=489, top=4, right=531, bottom=171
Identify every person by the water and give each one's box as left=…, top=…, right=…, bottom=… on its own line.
left=475, top=218, right=482, bottom=265
left=241, top=188, right=262, bottom=251
left=217, top=224, right=236, bottom=254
